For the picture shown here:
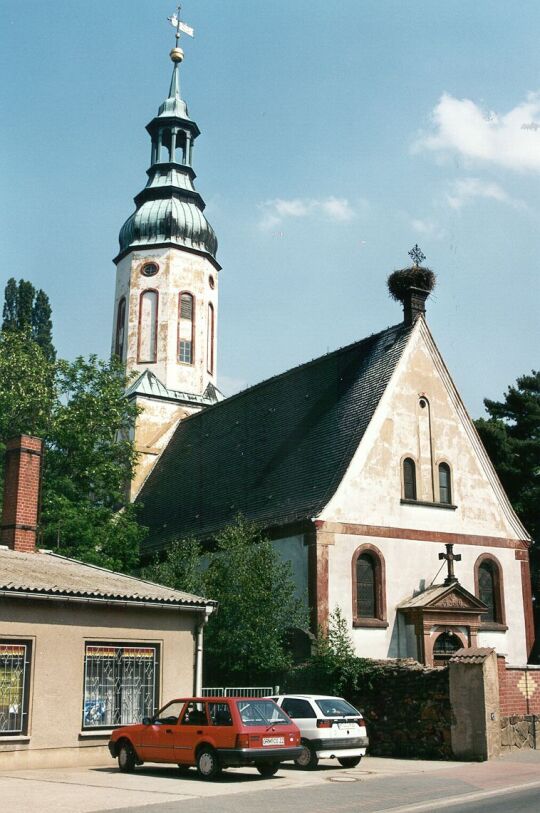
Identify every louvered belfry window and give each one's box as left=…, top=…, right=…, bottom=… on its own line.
left=178, top=292, right=194, bottom=364
left=357, top=554, right=376, bottom=618
left=439, top=463, right=452, bottom=504
left=403, top=458, right=417, bottom=500
left=478, top=561, right=496, bottom=623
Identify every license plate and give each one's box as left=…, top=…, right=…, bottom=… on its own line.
left=338, top=723, right=351, bottom=730
left=262, top=736, right=284, bottom=746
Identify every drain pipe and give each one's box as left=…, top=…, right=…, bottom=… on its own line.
left=194, top=605, right=214, bottom=696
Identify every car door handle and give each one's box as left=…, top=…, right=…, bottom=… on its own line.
left=165, top=729, right=173, bottom=734
left=196, top=730, right=203, bottom=735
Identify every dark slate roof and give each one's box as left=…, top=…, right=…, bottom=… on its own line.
left=137, top=322, right=413, bottom=554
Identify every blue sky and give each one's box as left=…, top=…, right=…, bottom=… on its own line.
left=1, top=0, right=539, bottom=416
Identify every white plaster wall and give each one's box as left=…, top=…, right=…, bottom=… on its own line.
left=112, top=247, right=219, bottom=395
left=272, top=535, right=308, bottom=607
left=321, top=320, right=527, bottom=542
left=327, top=533, right=527, bottom=665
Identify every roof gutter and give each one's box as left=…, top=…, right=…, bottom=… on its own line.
left=0, top=588, right=217, bottom=613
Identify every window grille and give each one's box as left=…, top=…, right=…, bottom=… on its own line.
left=438, top=463, right=452, bottom=504
left=0, top=642, right=30, bottom=734
left=83, top=644, right=158, bottom=729
left=403, top=458, right=417, bottom=500
left=180, top=294, right=193, bottom=320
left=357, top=554, right=376, bottom=617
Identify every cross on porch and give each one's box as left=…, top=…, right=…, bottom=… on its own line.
left=439, top=543, right=461, bottom=586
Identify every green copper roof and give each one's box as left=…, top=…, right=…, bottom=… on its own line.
left=115, top=58, right=218, bottom=265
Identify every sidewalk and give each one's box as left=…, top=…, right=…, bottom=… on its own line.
left=1, top=750, right=539, bottom=813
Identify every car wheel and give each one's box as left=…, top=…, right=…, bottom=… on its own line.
left=196, top=746, right=222, bottom=780
left=117, top=741, right=136, bottom=773
left=256, top=763, right=279, bottom=777
left=338, top=756, right=362, bottom=768
left=294, top=740, right=319, bottom=770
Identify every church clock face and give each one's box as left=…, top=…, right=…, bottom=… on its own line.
left=141, top=262, right=159, bottom=277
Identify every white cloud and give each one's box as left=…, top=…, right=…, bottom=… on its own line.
left=445, top=177, right=525, bottom=210
left=411, top=218, right=445, bottom=239
left=259, top=196, right=357, bottom=229
left=415, top=91, right=540, bottom=172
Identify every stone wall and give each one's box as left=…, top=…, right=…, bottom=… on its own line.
left=349, top=659, right=452, bottom=759
left=497, top=655, right=540, bottom=752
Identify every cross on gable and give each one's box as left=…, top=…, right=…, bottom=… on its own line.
left=439, top=543, right=461, bottom=586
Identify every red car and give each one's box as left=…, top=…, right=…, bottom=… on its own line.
left=108, top=696, right=302, bottom=780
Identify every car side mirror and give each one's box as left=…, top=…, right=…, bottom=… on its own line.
left=142, top=716, right=152, bottom=726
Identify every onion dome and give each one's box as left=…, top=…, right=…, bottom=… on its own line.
left=115, top=50, right=218, bottom=266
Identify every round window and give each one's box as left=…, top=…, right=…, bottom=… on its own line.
left=209, top=275, right=215, bottom=289
left=419, top=398, right=427, bottom=409
left=141, top=262, right=159, bottom=277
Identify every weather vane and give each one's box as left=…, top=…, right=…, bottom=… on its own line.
left=408, top=244, right=426, bottom=267
left=168, top=4, right=195, bottom=45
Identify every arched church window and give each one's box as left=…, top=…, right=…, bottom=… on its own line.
left=475, top=556, right=505, bottom=625
left=138, top=290, right=158, bottom=363
left=438, top=462, right=452, bottom=504
left=178, top=292, right=194, bottom=365
left=403, top=457, right=417, bottom=500
left=352, top=545, right=387, bottom=627
left=115, top=297, right=126, bottom=360
left=207, top=303, right=215, bottom=375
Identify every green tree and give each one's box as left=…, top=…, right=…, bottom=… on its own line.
left=475, top=370, right=540, bottom=542
left=203, top=516, right=307, bottom=684
left=32, top=289, right=56, bottom=361
left=141, top=537, right=205, bottom=595
left=2, top=278, right=56, bottom=360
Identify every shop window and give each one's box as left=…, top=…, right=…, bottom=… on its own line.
left=0, top=641, right=32, bottom=735
left=83, top=643, right=159, bottom=729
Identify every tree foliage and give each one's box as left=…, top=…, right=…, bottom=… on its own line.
left=0, top=317, right=143, bottom=571
left=475, top=370, right=540, bottom=542
left=141, top=537, right=205, bottom=596
left=2, top=277, right=56, bottom=361
left=203, top=517, right=308, bottom=684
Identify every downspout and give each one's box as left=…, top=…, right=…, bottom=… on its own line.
left=194, top=605, right=214, bottom=696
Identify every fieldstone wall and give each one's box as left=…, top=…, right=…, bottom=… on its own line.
left=500, top=715, right=539, bottom=750
left=348, top=659, right=453, bottom=759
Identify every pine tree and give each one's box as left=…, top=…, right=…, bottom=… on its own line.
left=1, top=278, right=56, bottom=360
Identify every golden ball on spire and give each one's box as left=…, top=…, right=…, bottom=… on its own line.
left=170, top=47, right=184, bottom=63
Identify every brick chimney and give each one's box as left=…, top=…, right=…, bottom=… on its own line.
left=1, top=435, right=43, bottom=552
left=403, top=286, right=430, bottom=326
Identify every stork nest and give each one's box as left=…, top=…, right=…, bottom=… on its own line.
left=387, top=267, right=436, bottom=303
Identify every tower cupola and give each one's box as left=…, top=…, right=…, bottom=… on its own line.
left=116, top=47, right=218, bottom=264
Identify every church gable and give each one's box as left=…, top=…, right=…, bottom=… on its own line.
left=321, top=318, right=529, bottom=542
left=400, top=583, right=487, bottom=613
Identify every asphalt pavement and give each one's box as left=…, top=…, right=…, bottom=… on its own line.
left=1, top=749, right=539, bottom=813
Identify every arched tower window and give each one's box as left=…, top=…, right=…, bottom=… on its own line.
left=138, top=290, right=158, bottom=363
left=207, top=303, right=215, bottom=375
left=438, top=462, right=452, bottom=504
left=474, top=555, right=506, bottom=626
left=115, top=297, right=126, bottom=360
left=352, top=545, right=387, bottom=627
left=403, top=457, right=417, bottom=501
left=178, top=292, right=195, bottom=365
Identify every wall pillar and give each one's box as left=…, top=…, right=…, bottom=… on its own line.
left=449, top=647, right=501, bottom=760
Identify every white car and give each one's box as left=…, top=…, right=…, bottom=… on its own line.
left=269, top=694, right=369, bottom=769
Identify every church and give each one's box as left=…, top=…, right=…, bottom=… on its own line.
left=111, top=36, right=534, bottom=668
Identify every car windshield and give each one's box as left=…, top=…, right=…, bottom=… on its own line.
left=315, top=698, right=360, bottom=717
left=236, top=699, right=289, bottom=726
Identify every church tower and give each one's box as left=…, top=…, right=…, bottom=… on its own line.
left=112, top=34, right=222, bottom=498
